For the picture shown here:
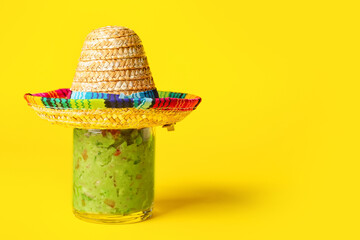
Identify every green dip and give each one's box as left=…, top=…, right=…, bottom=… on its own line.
left=73, top=128, right=155, bottom=215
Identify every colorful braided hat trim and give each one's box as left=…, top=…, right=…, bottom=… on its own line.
left=24, top=89, right=201, bottom=111
left=70, top=89, right=159, bottom=100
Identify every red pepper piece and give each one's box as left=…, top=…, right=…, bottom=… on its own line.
left=114, top=149, right=121, bottom=156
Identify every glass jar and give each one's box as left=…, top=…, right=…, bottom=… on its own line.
left=72, top=128, right=155, bottom=224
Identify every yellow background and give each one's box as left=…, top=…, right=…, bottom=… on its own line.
left=0, top=0, right=359, bottom=239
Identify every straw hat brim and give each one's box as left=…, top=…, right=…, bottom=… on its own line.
left=24, top=89, right=201, bottom=129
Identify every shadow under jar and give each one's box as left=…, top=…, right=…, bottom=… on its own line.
left=72, top=128, right=155, bottom=224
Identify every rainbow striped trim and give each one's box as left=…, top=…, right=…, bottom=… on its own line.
left=70, top=89, right=159, bottom=100
left=24, top=89, right=201, bottom=111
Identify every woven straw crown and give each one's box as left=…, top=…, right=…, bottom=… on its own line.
left=71, top=26, right=155, bottom=96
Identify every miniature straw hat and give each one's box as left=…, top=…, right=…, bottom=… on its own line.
left=24, top=26, right=201, bottom=129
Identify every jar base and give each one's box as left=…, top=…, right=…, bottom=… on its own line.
left=73, top=208, right=152, bottom=224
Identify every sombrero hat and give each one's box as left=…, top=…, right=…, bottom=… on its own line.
left=24, top=26, right=201, bottom=130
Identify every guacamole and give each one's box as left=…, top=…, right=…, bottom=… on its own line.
left=73, top=128, right=155, bottom=215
